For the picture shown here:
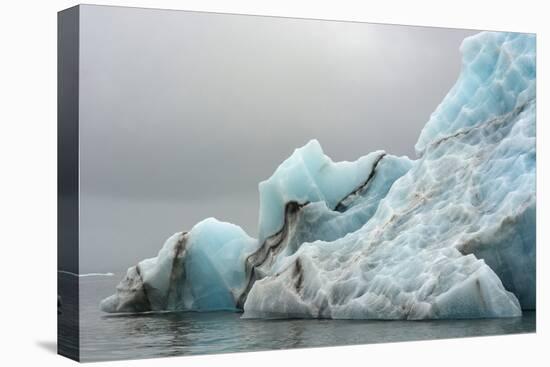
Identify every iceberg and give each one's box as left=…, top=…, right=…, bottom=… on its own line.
left=101, top=219, right=258, bottom=312
left=101, top=144, right=412, bottom=313
left=101, top=31, right=536, bottom=320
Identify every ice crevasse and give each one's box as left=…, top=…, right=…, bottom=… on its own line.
left=100, top=31, right=536, bottom=320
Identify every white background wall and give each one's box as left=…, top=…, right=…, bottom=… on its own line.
left=0, top=0, right=547, bottom=366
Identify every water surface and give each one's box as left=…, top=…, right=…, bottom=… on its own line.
left=74, top=275, right=535, bottom=362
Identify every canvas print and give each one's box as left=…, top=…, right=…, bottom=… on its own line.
left=57, top=4, right=536, bottom=362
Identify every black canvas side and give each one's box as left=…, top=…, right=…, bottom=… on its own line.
left=57, top=5, right=80, bottom=362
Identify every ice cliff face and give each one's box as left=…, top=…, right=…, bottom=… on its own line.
left=101, top=31, right=535, bottom=320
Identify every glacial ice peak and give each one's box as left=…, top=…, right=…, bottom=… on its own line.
left=415, top=32, right=536, bottom=156
left=257, top=139, right=387, bottom=242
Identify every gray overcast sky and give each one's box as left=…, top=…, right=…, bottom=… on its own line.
left=78, top=5, right=477, bottom=273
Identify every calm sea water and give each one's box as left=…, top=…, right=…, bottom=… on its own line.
left=72, top=274, right=535, bottom=362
